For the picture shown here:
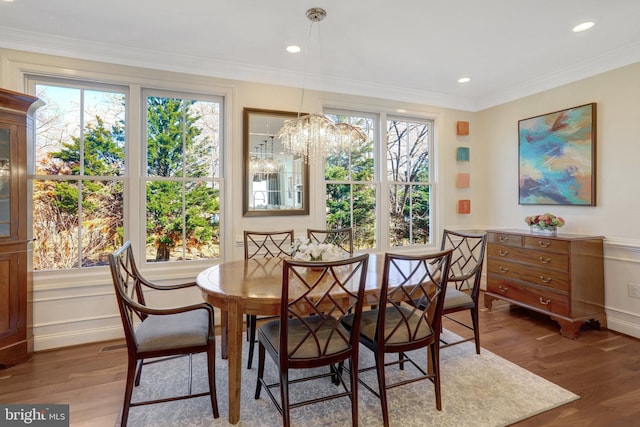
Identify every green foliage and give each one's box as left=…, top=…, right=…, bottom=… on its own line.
left=40, top=96, right=220, bottom=267
left=145, top=97, right=220, bottom=260
left=51, top=116, right=125, bottom=176
left=325, top=138, right=376, bottom=249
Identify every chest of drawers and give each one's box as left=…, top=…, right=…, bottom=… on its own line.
left=484, top=229, right=605, bottom=338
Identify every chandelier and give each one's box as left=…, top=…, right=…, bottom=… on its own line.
left=276, top=8, right=366, bottom=163
left=249, top=137, right=282, bottom=179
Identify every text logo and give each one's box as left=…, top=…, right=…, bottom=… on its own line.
left=0, top=405, right=69, bottom=426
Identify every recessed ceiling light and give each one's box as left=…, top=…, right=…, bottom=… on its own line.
left=572, top=21, right=595, bottom=32
left=458, top=77, right=471, bottom=84
left=286, top=45, right=301, bottom=53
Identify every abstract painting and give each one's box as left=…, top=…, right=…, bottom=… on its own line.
left=518, top=103, right=596, bottom=205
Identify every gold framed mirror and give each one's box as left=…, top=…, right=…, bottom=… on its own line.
left=243, top=108, right=309, bottom=216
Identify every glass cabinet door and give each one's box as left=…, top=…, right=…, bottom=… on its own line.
left=0, top=127, right=11, bottom=237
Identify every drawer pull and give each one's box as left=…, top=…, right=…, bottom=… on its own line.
left=498, top=266, right=509, bottom=273
left=498, top=250, right=509, bottom=257
left=538, top=256, right=551, bottom=264
left=498, top=236, right=509, bottom=243
left=539, top=276, right=552, bottom=283
left=498, top=285, right=509, bottom=293
left=537, top=240, right=551, bottom=248
left=539, top=297, right=551, bottom=305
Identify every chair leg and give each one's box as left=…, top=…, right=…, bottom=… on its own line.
left=254, top=342, right=265, bottom=399
left=280, top=368, right=291, bottom=427
left=207, top=344, right=220, bottom=418
left=246, top=314, right=251, bottom=341
left=375, top=352, right=390, bottom=427
left=471, top=307, right=481, bottom=354
left=134, top=359, right=143, bottom=386
left=247, top=315, right=257, bottom=369
left=121, top=357, right=137, bottom=427
left=333, top=362, right=344, bottom=385
left=349, top=357, right=358, bottom=427
left=430, top=342, right=442, bottom=411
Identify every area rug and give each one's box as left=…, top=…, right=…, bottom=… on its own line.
left=121, top=330, right=578, bottom=427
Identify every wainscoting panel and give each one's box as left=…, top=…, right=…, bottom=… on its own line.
left=31, top=238, right=640, bottom=351
left=603, top=238, right=640, bottom=339
left=32, top=279, right=222, bottom=351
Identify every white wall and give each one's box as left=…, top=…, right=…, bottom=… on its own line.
left=476, top=62, right=640, bottom=338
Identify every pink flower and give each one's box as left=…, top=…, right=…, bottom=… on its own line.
left=524, top=213, right=565, bottom=228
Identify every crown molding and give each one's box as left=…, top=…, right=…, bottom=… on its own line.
left=474, top=39, right=640, bottom=111
left=2, top=25, right=640, bottom=113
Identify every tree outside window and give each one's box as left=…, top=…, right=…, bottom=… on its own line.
left=144, top=94, right=221, bottom=262
left=324, top=112, right=376, bottom=250
left=33, top=84, right=125, bottom=270
left=387, top=117, right=432, bottom=246
left=30, top=81, right=224, bottom=270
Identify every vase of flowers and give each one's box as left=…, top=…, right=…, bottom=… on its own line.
left=289, top=237, right=344, bottom=262
left=524, top=213, right=565, bottom=236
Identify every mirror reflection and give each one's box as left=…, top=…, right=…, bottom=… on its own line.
left=243, top=108, right=309, bottom=216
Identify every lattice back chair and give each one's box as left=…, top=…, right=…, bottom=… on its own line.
left=439, top=229, right=487, bottom=354
left=341, top=250, right=452, bottom=427
left=244, top=230, right=295, bottom=369
left=307, top=227, right=354, bottom=254
left=244, top=229, right=295, bottom=259
left=108, top=241, right=219, bottom=427
left=254, top=254, right=370, bottom=427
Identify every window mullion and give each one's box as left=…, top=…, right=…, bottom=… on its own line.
left=77, top=89, right=85, bottom=268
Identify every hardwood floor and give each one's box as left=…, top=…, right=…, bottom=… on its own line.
left=2, top=292, right=640, bottom=426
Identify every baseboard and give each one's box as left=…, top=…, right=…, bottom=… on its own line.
left=34, top=325, right=124, bottom=352
left=605, top=308, right=640, bottom=339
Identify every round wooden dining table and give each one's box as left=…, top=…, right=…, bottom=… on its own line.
left=196, top=253, right=385, bottom=424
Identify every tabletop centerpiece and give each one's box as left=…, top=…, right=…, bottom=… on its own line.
left=290, top=237, right=344, bottom=262
left=524, top=213, right=565, bottom=235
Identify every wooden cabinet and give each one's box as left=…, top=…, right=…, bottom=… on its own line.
left=0, top=88, right=41, bottom=368
left=484, top=229, right=605, bottom=338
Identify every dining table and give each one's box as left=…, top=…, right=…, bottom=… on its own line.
left=196, top=252, right=386, bottom=424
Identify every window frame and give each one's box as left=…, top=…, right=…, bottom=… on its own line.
left=28, top=77, right=129, bottom=271
left=24, top=74, right=229, bottom=283
left=385, top=114, right=435, bottom=248
left=141, top=88, right=224, bottom=265
left=323, top=108, right=380, bottom=251
left=323, top=107, right=437, bottom=253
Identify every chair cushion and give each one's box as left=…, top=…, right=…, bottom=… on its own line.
left=444, top=288, right=474, bottom=310
left=136, top=309, right=210, bottom=353
left=344, top=306, right=433, bottom=344
left=260, top=315, right=351, bottom=359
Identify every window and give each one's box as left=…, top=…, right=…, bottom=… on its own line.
left=32, top=81, right=126, bottom=270
left=143, top=91, right=222, bottom=263
left=325, top=110, right=434, bottom=250
left=324, top=111, right=377, bottom=250
left=29, top=79, right=224, bottom=271
left=386, top=117, right=432, bottom=246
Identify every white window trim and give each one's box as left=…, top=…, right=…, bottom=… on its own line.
left=15, top=59, right=234, bottom=287
left=322, top=106, right=442, bottom=253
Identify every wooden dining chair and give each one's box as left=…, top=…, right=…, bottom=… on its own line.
left=254, top=253, right=370, bottom=427
left=307, top=227, right=354, bottom=254
left=341, top=249, right=452, bottom=427
left=108, top=241, right=219, bottom=427
left=438, top=229, right=487, bottom=353
left=244, top=230, right=295, bottom=369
